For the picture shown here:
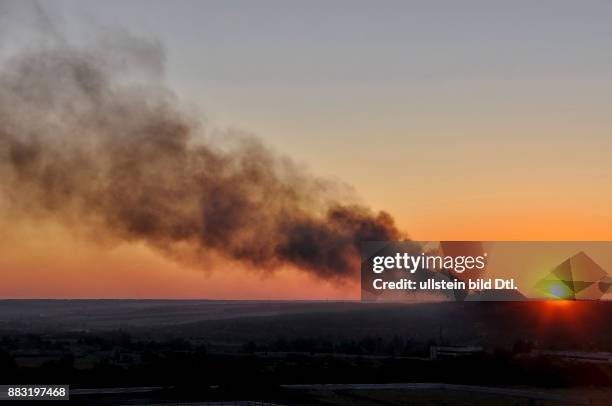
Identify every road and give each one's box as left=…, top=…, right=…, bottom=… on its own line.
left=282, top=383, right=589, bottom=404
left=70, top=383, right=590, bottom=404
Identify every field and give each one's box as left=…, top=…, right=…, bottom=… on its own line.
left=0, top=300, right=611, bottom=405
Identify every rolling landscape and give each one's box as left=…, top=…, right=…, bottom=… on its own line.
left=3, top=1, right=612, bottom=404
left=0, top=300, right=611, bottom=404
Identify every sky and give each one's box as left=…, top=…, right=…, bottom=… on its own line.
left=1, top=0, right=612, bottom=298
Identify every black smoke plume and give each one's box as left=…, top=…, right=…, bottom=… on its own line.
left=0, top=22, right=402, bottom=281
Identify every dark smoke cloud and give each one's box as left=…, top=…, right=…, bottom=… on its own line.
left=0, top=14, right=403, bottom=281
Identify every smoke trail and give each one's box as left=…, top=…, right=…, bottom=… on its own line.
left=0, top=21, right=403, bottom=281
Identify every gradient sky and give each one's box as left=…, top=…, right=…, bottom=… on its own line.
left=2, top=0, right=612, bottom=298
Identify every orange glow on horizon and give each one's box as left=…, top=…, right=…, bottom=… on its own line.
left=2, top=209, right=612, bottom=299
